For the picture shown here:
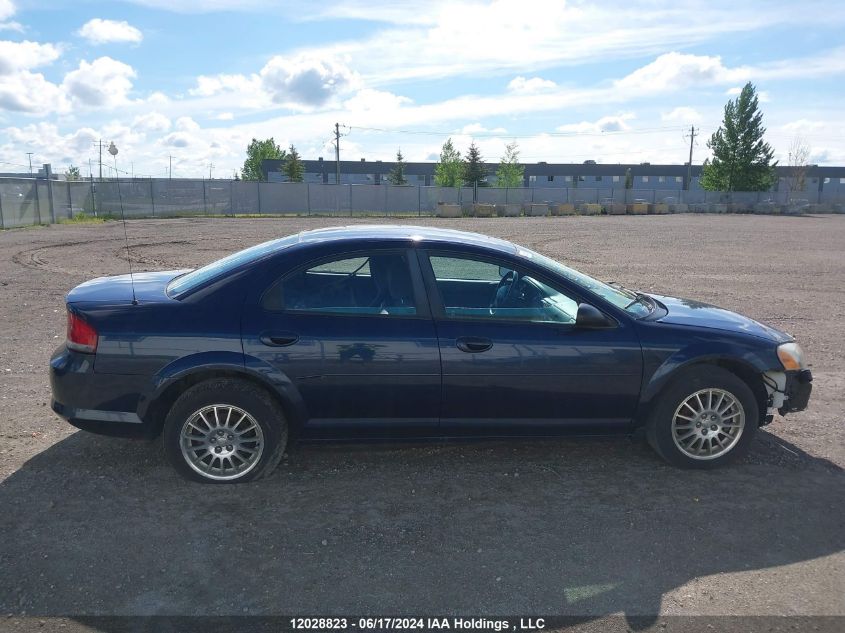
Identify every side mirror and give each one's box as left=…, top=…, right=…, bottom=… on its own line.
left=575, top=303, right=614, bottom=329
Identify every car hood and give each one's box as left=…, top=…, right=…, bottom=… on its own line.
left=650, top=294, right=793, bottom=343
left=66, top=269, right=190, bottom=304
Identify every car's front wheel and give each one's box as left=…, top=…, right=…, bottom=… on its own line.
left=163, top=378, right=288, bottom=483
left=646, top=366, right=759, bottom=468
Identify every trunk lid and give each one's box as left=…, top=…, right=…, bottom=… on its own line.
left=66, top=270, right=190, bottom=304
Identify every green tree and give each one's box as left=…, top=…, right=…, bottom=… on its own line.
left=241, top=137, right=286, bottom=181
left=387, top=149, right=408, bottom=185
left=65, top=165, right=81, bottom=181
left=463, top=141, right=487, bottom=186
left=700, top=82, right=776, bottom=191
left=495, top=141, right=524, bottom=188
left=282, top=144, right=305, bottom=183
left=434, top=138, right=463, bottom=187
left=624, top=168, right=633, bottom=189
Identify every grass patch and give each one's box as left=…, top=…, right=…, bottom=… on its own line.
left=58, top=212, right=117, bottom=224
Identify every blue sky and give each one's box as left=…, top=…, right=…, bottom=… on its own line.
left=1, top=0, right=844, bottom=178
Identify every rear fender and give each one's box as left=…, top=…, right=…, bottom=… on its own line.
left=141, top=351, right=308, bottom=431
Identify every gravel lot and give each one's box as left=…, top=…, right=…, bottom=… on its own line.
left=0, top=215, right=843, bottom=624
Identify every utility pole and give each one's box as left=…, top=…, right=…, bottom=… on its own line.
left=685, top=125, right=697, bottom=191
left=169, top=155, right=172, bottom=180
left=97, top=139, right=104, bottom=181
left=334, top=122, right=341, bottom=185
left=208, top=162, right=214, bottom=179
left=26, top=152, right=34, bottom=176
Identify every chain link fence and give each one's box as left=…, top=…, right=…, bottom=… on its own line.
left=2, top=177, right=844, bottom=228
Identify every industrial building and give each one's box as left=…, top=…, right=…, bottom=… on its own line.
left=263, top=158, right=845, bottom=195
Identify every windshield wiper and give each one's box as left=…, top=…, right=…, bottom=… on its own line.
left=624, top=292, right=655, bottom=312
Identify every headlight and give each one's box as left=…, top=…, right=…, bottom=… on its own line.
left=777, top=342, right=805, bottom=371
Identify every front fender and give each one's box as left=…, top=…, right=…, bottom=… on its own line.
left=637, top=340, right=777, bottom=424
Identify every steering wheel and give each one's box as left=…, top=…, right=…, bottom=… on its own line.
left=490, top=269, right=520, bottom=313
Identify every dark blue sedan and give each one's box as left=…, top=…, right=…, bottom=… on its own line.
left=50, top=226, right=812, bottom=483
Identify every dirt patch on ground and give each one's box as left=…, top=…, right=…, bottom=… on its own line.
left=1, top=215, right=843, bottom=620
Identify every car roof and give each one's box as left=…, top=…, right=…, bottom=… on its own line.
left=294, top=225, right=520, bottom=255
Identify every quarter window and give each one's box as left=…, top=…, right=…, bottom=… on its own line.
left=264, top=253, right=417, bottom=316
left=428, top=255, right=578, bottom=324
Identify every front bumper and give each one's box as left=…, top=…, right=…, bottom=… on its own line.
left=779, top=369, right=813, bottom=414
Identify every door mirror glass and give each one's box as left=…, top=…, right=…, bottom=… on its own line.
left=575, top=303, right=614, bottom=328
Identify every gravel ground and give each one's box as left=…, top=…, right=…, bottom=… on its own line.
left=0, top=215, right=843, bottom=624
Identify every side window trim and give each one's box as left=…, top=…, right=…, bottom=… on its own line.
left=261, top=247, right=430, bottom=319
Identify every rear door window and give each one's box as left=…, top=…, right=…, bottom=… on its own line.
left=263, top=252, right=418, bottom=316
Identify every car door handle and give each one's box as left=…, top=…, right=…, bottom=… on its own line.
left=260, top=333, right=299, bottom=347
left=456, top=336, right=493, bottom=353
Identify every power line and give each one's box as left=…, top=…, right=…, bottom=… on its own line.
left=346, top=124, right=692, bottom=139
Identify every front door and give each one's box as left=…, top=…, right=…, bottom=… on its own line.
left=420, top=251, right=642, bottom=435
left=242, top=249, right=441, bottom=438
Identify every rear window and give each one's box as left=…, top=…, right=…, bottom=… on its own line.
left=166, top=235, right=299, bottom=296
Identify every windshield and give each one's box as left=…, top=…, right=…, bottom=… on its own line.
left=517, top=246, right=653, bottom=318
left=166, top=234, right=300, bottom=296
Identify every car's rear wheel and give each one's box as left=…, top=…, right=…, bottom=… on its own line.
left=163, top=378, right=288, bottom=483
left=646, top=366, right=758, bottom=469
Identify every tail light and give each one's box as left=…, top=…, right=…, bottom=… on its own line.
left=66, top=310, right=98, bottom=353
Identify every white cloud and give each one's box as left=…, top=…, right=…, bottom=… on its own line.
left=507, top=76, right=557, bottom=94
left=174, top=116, right=200, bottom=131
left=215, top=111, right=234, bottom=120
left=0, top=70, right=66, bottom=113
left=343, top=88, right=410, bottom=112
left=459, top=122, right=507, bottom=135
left=0, top=0, right=20, bottom=31
left=190, top=73, right=258, bottom=97
left=259, top=54, right=357, bottom=106
left=726, top=86, right=770, bottom=102
left=0, top=40, right=61, bottom=74
left=557, top=113, right=635, bottom=134
left=133, top=111, right=171, bottom=132
left=78, top=19, right=143, bottom=45
left=62, top=57, right=136, bottom=107
left=0, top=0, right=14, bottom=20
left=662, top=106, right=702, bottom=123
left=615, top=52, right=747, bottom=92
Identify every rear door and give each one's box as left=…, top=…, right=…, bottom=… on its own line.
left=419, top=250, right=642, bottom=435
left=241, top=248, right=441, bottom=438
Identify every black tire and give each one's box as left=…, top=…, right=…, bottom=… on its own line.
left=163, top=378, right=288, bottom=483
left=646, top=365, right=758, bottom=469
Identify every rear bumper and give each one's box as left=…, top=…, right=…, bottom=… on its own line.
left=779, top=369, right=813, bottom=414
left=50, top=346, right=151, bottom=438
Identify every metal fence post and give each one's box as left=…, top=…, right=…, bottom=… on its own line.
left=90, top=176, right=97, bottom=216
left=306, top=182, right=311, bottom=216
left=44, top=165, right=56, bottom=223
left=0, top=184, right=5, bottom=229
left=150, top=178, right=156, bottom=217
left=66, top=181, right=72, bottom=219
left=229, top=180, right=234, bottom=216
left=202, top=178, right=208, bottom=215
left=418, top=184, right=421, bottom=217
left=34, top=179, right=42, bottom=224
left=257, top=181, right=261, bottom=215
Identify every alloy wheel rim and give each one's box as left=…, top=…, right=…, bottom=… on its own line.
left=180, top=404, right=264, bottom=481
left=671, top=388, right=745, bottom=460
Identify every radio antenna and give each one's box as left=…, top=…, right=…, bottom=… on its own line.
left=110, top=142, right=137, bottom=305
